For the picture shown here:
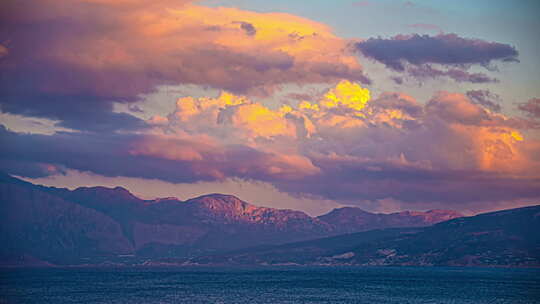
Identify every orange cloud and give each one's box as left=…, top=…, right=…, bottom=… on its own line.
left=148, top=81, right=540, bottom=181
left=320, top=80, right=371, bottom=111
left=0, top=0, right=370, bottom=133
left=2, top=80, right=539, bottom=207
left=129, top=134, right=320, bottom=181
left=219, top=103, right=297, bottom=139
left=2, top=0, right=539, bottom=210
left=1, top=0, right=367, bottom=99
left=426, top=92, right=488, bottom=125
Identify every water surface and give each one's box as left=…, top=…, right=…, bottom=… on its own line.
left=1, top=266, right=539, bottom=303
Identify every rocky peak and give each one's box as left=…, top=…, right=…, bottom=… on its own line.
left=184, top=194, right=324, bottom=229
left=187, top=194, right=256, bottom=216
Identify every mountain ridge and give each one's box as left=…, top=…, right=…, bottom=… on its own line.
left=4, top=172, right=516, bottom=267
left=317, top=206, right=463, bottom=234
left=191, top=205, right=540, bottom=267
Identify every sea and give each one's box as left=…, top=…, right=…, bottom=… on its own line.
left=1, top=266, right=539, bottom=304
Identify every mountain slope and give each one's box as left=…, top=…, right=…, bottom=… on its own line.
left=192, top=205, right=540, bottom=267
left=0, top=174, right=334, bottom=263
left=0, top=172, right=472, bottom=266
left=0, top=175, right=133, bottom=265
left=50, top=187, right=333, bottom=254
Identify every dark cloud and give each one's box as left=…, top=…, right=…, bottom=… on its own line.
left=0, top=158, right=66, bottom=179
left=466, top=90, right=502, bottom=112
left=0, top=125, right=318, bottom=185
left=276, top=157, right=540, bottom=205
left=390, top=76, right=403, bottom=84
left=356, top=34, right=518, bottom=70
left=369, top=92, right=423, bottom=117
left=408, top=65, right=497, bottom=83
left=355, top=33, right=518, bottom=83
left=0, top=91, right=148, bottom=132
left=235, top=21, right=257, bottom=36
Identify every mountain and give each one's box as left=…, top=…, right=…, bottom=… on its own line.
left=318, top=207, right=463, bottom=234
left=0, top=172, right=466, bottom=266
left=51, top=189, right=333, bottom=254
left=192, top=205, right=540, bottom=267
left=1, top=176, right=332, bottom=262
left=0, top=174, right=133, bottom=266
left=1, top=173, right=337, bottom=264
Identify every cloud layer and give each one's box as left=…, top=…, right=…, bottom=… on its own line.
left=518, top=98, right=540, bottom=119
left=355, top=33, right=518, bottom=83
left=2, top=82, right=539, bottom=209
left=1, top=0, right=538, bottom=212
left=0, top=0, right=367, bottom=131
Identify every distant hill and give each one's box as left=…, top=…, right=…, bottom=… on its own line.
left=318, top=207, right=463, bottom=234
left=192, top=205, right=540, bottom=267
left=0, top=172, right=477, bottom=266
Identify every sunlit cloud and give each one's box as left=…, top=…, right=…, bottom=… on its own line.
left=2, top=80, right=539, bottom=211
left=1, top=0, right=538, bottom=214
left=0, top=0, right=367, bottom=131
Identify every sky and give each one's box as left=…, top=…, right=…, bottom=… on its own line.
left=1, top=0, right=539, bottom=216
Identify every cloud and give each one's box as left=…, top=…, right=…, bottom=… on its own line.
left=0, top=159, right=66, bottom=179
left=2, top=81, right=539, bottom=210
left=0, top=0, right=367, bottom=131
left=355, top=33, right=518, bottom=83
left=407, top=65, right=498, bottom=83
left=234, top=21, right=257, bottom=36
left=426, top=91, right=491, bottom=125
left=124, top=84, right=540, bottom=205
left=356, top=33, right=519, bottom=70
left=0, top=1, right=537, bottom=211
left=518, top=98, right=540, bottom=119
left=0, top=125, right=320, bottom=184
left=152, top=92, right=305, bottom=143
left=390, top=76, right=403, bottom=84
left=466, top=90, right=502, bottom=112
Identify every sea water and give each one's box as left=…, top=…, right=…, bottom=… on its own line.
left=1, top=266, right=539, bottom=303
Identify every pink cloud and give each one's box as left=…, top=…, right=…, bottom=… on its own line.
left=0, top=0, right=368, bottom=131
